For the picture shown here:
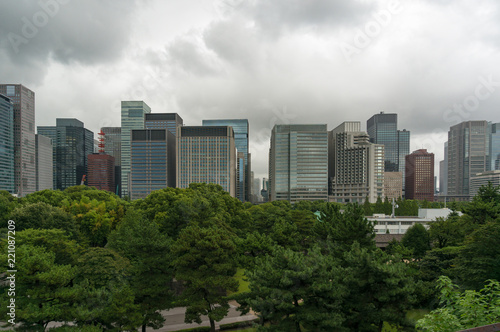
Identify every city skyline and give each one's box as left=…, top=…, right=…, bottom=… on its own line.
left=1, top=1, right=500, bottom=180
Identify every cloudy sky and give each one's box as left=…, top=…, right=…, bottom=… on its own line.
left=1, top=0, right=500, bottom=180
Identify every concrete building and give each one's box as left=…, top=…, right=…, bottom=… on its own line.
left=0, top=84, right=36, bottom=196
left=38, top=119, right=94, bottom=190
left=35, top=134, right=53, bottom=191
left=121, top=101, right=151, bottom=197
left=177, top=126, right=236, bottom=197
left=405, top=149, right=435, bottom=201
left=439, top=142, right=448, bottom=195
left=269, top=124, right=328, bottom=203
left=328, top=122, right=384, bottom=203
left=145, top=113, right=183, bottom=136
left=489, top=122, right=500, bottom=171
left=470, top=170, right=500, bottom=197
left=101, top=127, right=121, bottom=195
left=0, top=94, right=14, bottom=194
left=130, top=129, right=175, bottom=200
left=384, top=172, right=403, bottom=200
left=367, top=112, right=410, bottom=181
left=447, top=121, right=489, bottom=196
left=87, top=154, right=115, bottom=192
left=203, top=119, right=250, bottom=202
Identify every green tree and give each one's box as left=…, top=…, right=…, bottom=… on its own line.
left=173, top=225, right=238, bottom=332
left=374, top=196, right=384, bottom=214
left=363, top=196, right=373, bottom=216
left=108, top=209, right=175, bottom=332
left=416, top=276, right=500, bottom=332
left=401, top=223, right=431, bottom=259
left=341, top=243, right=416, bottom=331
left=8, top=202, right=78, bottom=236
left=0, top=190, right=18, bottom=224
left=454, top=222, right=500, bottom=290
left=23, top=189, right=68, bottom=207
left=463, top=182, right=500, bottom=224
left=237, top=245, right=346, bottom=331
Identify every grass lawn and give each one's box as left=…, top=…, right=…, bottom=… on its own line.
left=229, top=268, right=250, bottom=296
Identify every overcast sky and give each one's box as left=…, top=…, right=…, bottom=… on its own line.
left=1, top=0, right=500, bottom=180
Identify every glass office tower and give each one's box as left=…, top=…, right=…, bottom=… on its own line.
left=121, top=101, right=151, bottom=197
left=0, top=94, right=14, bottom=194
left=203, top=119, right=250, bottom=202
left=269, top=124, right=328, bottom=203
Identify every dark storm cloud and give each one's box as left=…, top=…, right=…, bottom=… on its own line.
left=0, top=0, right=138, bottom=84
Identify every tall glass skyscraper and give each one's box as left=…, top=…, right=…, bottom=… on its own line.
left=367, top=112, right=410, bottom=189
left=145, top=113, right=183, bottom=136
left=0, top=94, right=14, bottom=194
left=489, top=122, right=500, bottom=171
left=203, top=119, right=250, bottom=202
left=0, top=84, right=36, bottom=196
left=269, top=124, right=328, bottom=203
left=120, top=101, right=151, bottom=197
left=38, top=119, right=94, bottom=190
left=177, top=126, right=237, bottom=197
left=101, top=127, right=121, bottom=195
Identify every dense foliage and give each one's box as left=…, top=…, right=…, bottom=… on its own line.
left=0, top=182, right=498, bottom=331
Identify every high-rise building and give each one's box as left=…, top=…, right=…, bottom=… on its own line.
left=405, top=149, right=435, bottom=201
left=130, top=129, right=176, bottom=200
left=121, top=101, right=151, bottom=197
left=439, top=142, right=448, bottom=195
left=269, top=124, right=328, bottom=203
left=101, top=127, right=121, bottom=195
left=145, top=113, right=183, bottom=136
left=87, top=154, right=115, bottom=192
left=203, top=119, right=250, bottom=202
left=0, top=84, right=36, bottom=196
left=177, top=126, right=237, bottom=197
left=38, top=119, right=94, bottom=190
left=328, top=122, right=384, bottom=203
left=367, top=112, right=410, bottom=187
left=470, top=170, right=500, bottom=197
left=35, top=134, right=53, bottom=191
left=384, top=172, right=403, bottom=200
left=0, top=94, right=14, bottom=194
left=447, top=121, right=489, bottom=196
left=489, top=123, right=500, bottom=171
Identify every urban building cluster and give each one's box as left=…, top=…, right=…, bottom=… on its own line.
left=1, top=84, right=499, bottom=204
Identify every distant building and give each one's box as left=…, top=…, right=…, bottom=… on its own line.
left=367, top=112, right=410, bottom=184
left=0, top=93, right=14, bottom=194
left=130, top=129, right=175, bottom=200
left=35, top=134, right=53, bottom=191
left=490, top=123, right=500, bottom=171
left=439, top=142, right=448, bottom=195
left=269, top=124, right=328, bottom=203
left=177, top=126, right=236, bottom=197
left=101, top=127, right=121, bottom=195
left=121, top=101, right=151, bottom=197
left=38, top=119, right=94, bottom=190
left=87, top=154, right=115, bottom=192
left=384, top=172, right=403, bottom=200
left=405, top=149, right=434, bottom=201
left=145, top=113, right=183, bottom=136
left=0, top=84, right=36, bottom=196
left=447, top=121, right=489, bottom=196
left=261, top=178, right=269, bottom=202
left=329, top=122, right=384, bottom=203
left=203, top=119, right=250, bottom=202
left=470, top=170, right=500, bottom=197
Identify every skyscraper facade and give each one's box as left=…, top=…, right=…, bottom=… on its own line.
left=470, top=170, right=500, bottom=197
left=367, top=112, right=410, bottom=186
left=269, top=124, right=328, bottom=203
left=177, top=126, right=236, bottom=197
left=203, top=119, right=250, bottom=202
left=328, top=122, right=385, bottom=203
left=0, top=94, right=14, bottom=194
left=130, top=129, right=176, bottom=200
left=38, top=119, right=94, bottom=190
left=384, top=172, right=403, bottom=200
left=121, top=101, right=151, bottom=197
left=439, top=142, right=448, bottom=195
left=489, top=122, right=500, bottom=171
left=0, top=84, right=36, bottom=196
left=101, top=127, right=121, bottom=195
left=447, top=121, right=489, bottom=196
left=405, top=149, right=435, bottom=201
left=87, top=154, right=115, bottom=192
left=145, top=113, right=183, bottom=136
left=35, top=134, right=53, bottom=191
